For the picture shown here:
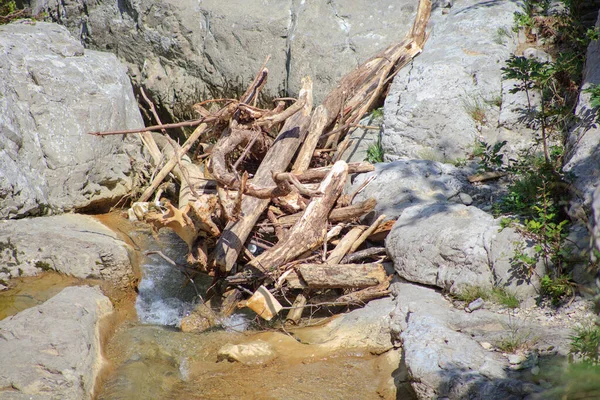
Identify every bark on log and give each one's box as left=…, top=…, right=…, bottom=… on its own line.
left=340, top=247, right=386, bottom=264
left=297, top=263, right=387, bottom=289
left=247, top=160, right=349, bottom=273
left=212, top=77, right=314, bottom=272
left=334, top=277, right=391, bottom=304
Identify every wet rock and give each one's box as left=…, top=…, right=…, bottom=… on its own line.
left=30, top=0, right=418, bottom=119
left=0, top=214, right=133, bottom=288
left=180, top=303, right=217, bottom=333
left=293, top=297, right=396, bottom=354
left=349, top=160, right=468, bottom=220
left=0, top=286, right=112, bottom=400
left=217, top=341, right=276, bottom=365
left=382, top=0, right=519, bottom=161
left=0, top=21, right=146, bottom=219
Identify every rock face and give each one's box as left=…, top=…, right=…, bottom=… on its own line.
left=350, top=160, right=468, bottom=219
left=382, top=0, right=519, bottom=161
left=29, top=0, right=418, bottom=119
left=0, top=21, right=145, bottom=219
left=0, top=214, right=133, bottom=289
left=0, top=286, right=113, bottom=400
left=389, top=282, right=544, bottom=399
left=386, top=203, right=545, bottom=299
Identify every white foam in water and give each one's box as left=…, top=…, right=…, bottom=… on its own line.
left=135, top=296, right=193, bottom=327
left=135, top=255, right=196, bottom=327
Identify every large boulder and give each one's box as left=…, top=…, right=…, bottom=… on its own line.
left=389, top=282, right=548, bottom=399
left=0, top=214, right=133, bottom=289
left=0, top=286, right=112, bottom=400
left=0, top=21, right=146, bottom=219
left=29, top=0, right=418, bottom=119
left=382, top=0, right=519, bottom=161
left=386, top=203, right=545, bottom=299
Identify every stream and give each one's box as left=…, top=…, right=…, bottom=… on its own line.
left=0, top=214, right=400, bottom=399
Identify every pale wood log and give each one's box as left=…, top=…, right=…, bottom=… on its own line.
left=277, top=198, right=376, bottom=227
left=326, top=226, right=366, bottom=265
left=297, top=263, right=387, bottom=289
left=275, top=162, right=374, bottom=183
left=292, top=105, right=330, bottom=173
left=212, top=77, right=314, bottom=272
left=247, top=160, right=349, bottom=273
left=286, top=293, right=307, bottom=324
left=349, top=214, right=387, bottom=254
left=467, top=171, right=507, bottom=183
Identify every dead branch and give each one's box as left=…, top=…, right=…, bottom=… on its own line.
left=247, top=160, right=349, bottom=273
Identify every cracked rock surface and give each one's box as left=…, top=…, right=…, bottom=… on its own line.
left=0, top=22, right=146, bottom=219
left=29, top=0, right=418, bottom=119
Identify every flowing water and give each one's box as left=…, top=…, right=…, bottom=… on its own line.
left=0, top=213, right=399, bottom=399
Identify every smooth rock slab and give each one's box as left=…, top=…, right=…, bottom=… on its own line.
left=0, top=21, right=145, bottom=219
left=0, top=214, right=132, bottom=289
left=389, top=282, right=546, bottom=399
left=349, top=159, right=468, bottom=219
left=0, top=286, right=113, bottom=400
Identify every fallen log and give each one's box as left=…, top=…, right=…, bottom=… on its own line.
left=340, top=247, right=386, bottom=264
left=247, top=160, right=349, bottom=273
left=334, top=276, right=392, bottom=304
left=297, top=262, right=387, bottom=289
left=212, top=77, right=314, bottom=272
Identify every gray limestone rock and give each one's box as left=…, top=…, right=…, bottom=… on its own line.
left=386, top=203, right=544, bottom=299
left=28, top=0, right=418, bottom=119
left=349, top=159, right=468, bottom=220
left=0, top=286, right=113, bottom=400
left=390, top=282, right=545, bottom=399
left=0, top=214, right=133, bottom=289
left=0, top=21, right=146, bottom=219
left=382, top=0, right=519, bottom=161
left=564, top=16, right=600, bottom=219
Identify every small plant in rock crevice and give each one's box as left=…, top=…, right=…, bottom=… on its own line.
left=473, top=140, right=507, bottom=173
left=365, top=137, right=384, bottom=163
left=496, top=312, right=536, bottom=353
left=584, top=83, right=600, bottom=123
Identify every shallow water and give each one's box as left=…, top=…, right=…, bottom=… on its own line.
left=93, top=214, right=398, bottom=399
left=0, top=272, right=87, bottom=320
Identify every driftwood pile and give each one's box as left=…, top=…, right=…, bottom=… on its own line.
left=91, top=0, right=431, bottom=325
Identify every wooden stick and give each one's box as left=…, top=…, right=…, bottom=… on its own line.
left=89, top=118, right=211, bottom=136
left=286, top=293, right=307, bottom=324
left=138, top=123, right=208, bottom=202
left=326, top=226, right=366, bottom=265
left=277, top=198, right=376, bottom=227
left=247, top=160, right=349, bottom=273
left=292, top=105, right=330, bottom=173
left=349, top=214, right=386, bottom=254
left=211, top=77, right=314, bottom=272
left=297, top=263, right=387, bottom=288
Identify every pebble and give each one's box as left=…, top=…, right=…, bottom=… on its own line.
left=480, top=341, right=493, bottom=350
